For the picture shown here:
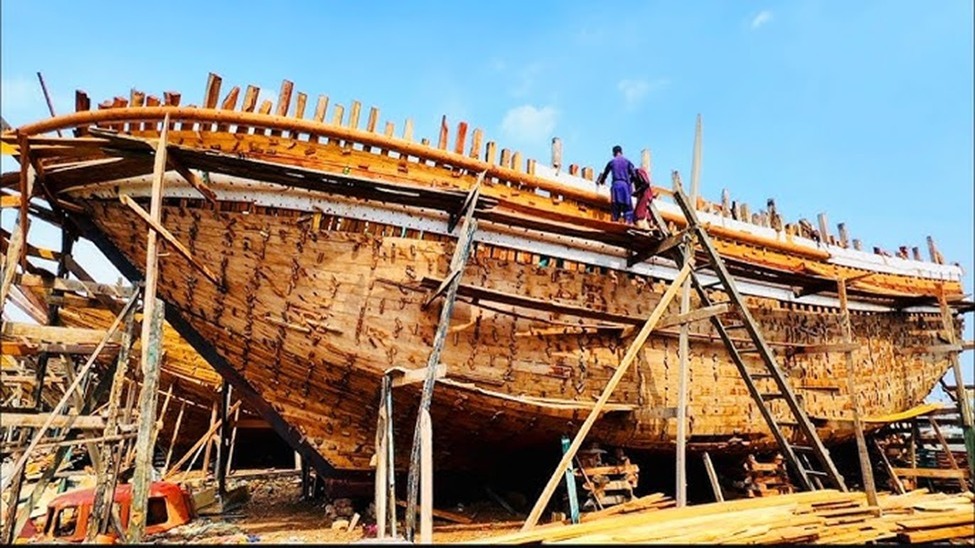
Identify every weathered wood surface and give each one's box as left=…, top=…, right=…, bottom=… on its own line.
left=76, top=197, right=957, bottom=472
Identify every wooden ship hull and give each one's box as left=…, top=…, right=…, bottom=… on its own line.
left=2, top=73, right=967, bottom=476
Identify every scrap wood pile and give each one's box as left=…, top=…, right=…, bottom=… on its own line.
left=474, top=489, right=974, bottom=544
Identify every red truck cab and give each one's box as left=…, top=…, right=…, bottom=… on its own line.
left=38, top=481, right=193, bottom=542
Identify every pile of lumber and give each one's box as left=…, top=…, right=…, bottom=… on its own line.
left=473, top=489, right=974, bottom=544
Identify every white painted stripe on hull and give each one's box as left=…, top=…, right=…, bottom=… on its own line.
left=71, top=173, right=943, bottom=314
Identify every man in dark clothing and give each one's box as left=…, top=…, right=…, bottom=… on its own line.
left=596, top=145, right=636, bottom=223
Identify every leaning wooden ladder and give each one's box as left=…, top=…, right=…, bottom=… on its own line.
left=650, top=183, right=847, bottom=493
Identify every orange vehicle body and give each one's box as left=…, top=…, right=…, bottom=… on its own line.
left=35, top=481, right=193, bottom=542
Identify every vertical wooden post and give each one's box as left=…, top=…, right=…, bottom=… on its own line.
left=689, top=114, right=702, bottom=203
left=384, top=376, right=397, bottom=538
left=702, top=452, right=724, bottom=502
left=163, top=401, right=186, bottom=474
left=837, top=277, right=878, bottom=507
left=521, top=262, right=692, bottom=531
left=817, top=213, right=831, bottom=244
left=126, top=297, right=165, bottom=542
left=837, top=223, right=849, bottom=248
left=203, top=400, right=218, bottom=476
left=561, top=436, right=580, bottom=524
left=374, top=378, right=389, bottom=539
left=127, top=114, right=170, bottom=543
left=936, top=288, right=975, bottom=478
left=1, top=430, right=28, bottom=544
left=551, top=137, right=562, bottom=171
left=419, top=409, right=433, bottom=544
left=216, top=381, right=231, bottom=495
left=88, top=307, right=138, bottom=540
left=225, top=403, right=241, bottom=479
left=641, top=148, right=651, bottom=173
left=676, top=171, right=695, bottom=510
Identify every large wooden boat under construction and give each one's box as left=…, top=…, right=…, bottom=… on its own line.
left=1, top=72, right=969, bottom=478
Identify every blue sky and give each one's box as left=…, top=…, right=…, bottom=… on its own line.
left=2, top=0, right=972, bottom=388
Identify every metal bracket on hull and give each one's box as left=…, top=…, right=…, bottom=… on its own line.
left=69, top=215, right=340, bottom=485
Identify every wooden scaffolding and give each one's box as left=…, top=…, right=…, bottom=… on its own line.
left=1, top=119, right=172, bottom=543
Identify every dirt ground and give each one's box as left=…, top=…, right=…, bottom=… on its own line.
left=146, top=473, right=523, bottom=544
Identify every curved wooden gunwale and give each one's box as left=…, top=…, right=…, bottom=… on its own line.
left=4, top=107, right=964, bottom=297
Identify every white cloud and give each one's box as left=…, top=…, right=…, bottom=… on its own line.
left=500, top=105, right=558, bottom=145
left=750, top=10, right=773, bottom=30
left=617, top=78, right=670, bottom=107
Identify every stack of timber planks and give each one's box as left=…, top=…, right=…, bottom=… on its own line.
left=474, top=489, right=974, bottom=544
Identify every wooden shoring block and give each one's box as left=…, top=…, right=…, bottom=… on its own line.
left=512, top=151, right=523, bottom=173
left=387, top=365, right=449, bottom=388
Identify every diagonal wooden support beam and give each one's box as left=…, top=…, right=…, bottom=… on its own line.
left=119, top=193, right=222, bottom=287
left=447, top=171, right=485, bottom=233
left=627, top=229, right=689, bottom=267
left=423, top=268, right=461, bottom=309
left=167, top=154, right=218, bottom=206
left=521, top=261, right=692, bottom=531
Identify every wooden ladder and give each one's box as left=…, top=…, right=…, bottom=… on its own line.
left=646, top=184, right=847, bottom=492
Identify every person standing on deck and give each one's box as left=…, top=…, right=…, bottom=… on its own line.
left=596, top=145, right=636, bottom=223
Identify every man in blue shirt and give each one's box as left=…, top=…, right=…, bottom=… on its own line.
left=596, top=145, right=636, bottom=223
